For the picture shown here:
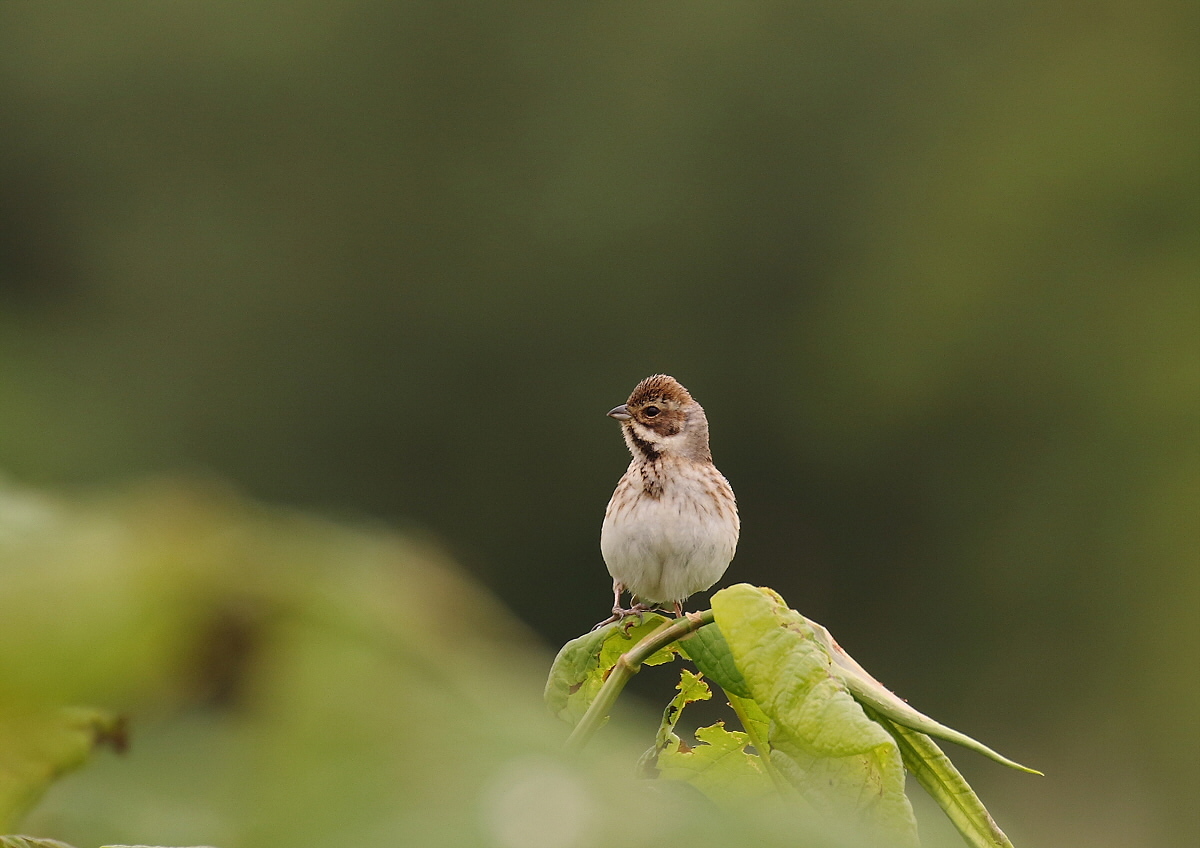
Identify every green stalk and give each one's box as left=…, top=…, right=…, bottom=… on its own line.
left=724, top=690, right=795, bottom=800
left=565, top=610, right=715, bottom=753
left=867, top=706, right=1016, bottom=848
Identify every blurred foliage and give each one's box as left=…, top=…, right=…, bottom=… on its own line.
left=0, top=480, right=884, bottom=848
left=0, top=0, right=1195, bottom=845
left=0, top=710, right=125, bottom=831
left=0, top=837, right=80, bottom=848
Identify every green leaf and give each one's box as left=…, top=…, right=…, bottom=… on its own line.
left=650, top=669, right=713, bottom=758
left=642, top=669, right=774, bottom=806
left=723, top=691, right=803, bottom=802
left=0, top=708, right=126, bottom=831
left=712, top=584, right=920, bottom=847
left=805, top=618, right=1042, bottom=775
left=867, top=708, right=1016, bottom=848
left=678, top=623, right=751, bottom=698
left=725, top=692, right=770, bottom=752
left=544, top=614, right=676, bottom=724
left=638, top=669, right=713, bottom=777
left=658, top=721, right=776, bottom=807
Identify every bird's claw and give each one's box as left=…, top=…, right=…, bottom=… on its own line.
left=591, top=602, right=654, bottom=633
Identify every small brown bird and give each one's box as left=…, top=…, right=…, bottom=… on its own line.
left=599, top=375, right=739, bottom=623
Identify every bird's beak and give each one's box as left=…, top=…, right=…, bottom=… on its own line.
left=607, top=404, right=632, bottom=421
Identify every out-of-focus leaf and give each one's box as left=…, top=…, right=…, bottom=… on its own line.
left=678, top=623, right=751, bottom=698
left=1, top=482, right=890, bottom=848
left=868, top=708, right=1015, bottom=848
left=0, top=709, right=125, bottom=831
left=712, top=584, right=920, bottom=847
left=544, top=614, right=677, bottom=724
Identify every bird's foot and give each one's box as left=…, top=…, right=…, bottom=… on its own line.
left=591, top=601, right=654, bottom=632
left=620, top=602, right=658, bottom=634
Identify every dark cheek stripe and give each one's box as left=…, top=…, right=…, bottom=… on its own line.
left=628, top=431, right=661, bottom=462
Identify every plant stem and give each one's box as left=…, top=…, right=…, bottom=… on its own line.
left=725, top=690, right=795, bottom=800
left=564, top=609, right=715, bottom=753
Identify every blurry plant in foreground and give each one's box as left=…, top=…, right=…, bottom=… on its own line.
left=1, top=477, right=916, bottom=848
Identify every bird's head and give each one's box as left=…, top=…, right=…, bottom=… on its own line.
left=608, top=374, right=711, bottom=463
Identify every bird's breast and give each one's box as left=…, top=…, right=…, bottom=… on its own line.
left=600, top=459, right=739, bottom=602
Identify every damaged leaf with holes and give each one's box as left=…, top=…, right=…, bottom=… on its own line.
left=639, top=668, right=712, bottom=774
left=642, top=669, right=774, bottom=806
left=544, top=613, right=679, bottom=724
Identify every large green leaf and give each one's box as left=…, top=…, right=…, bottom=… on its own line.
left=711, top=584, right=920, bottom=847
left=677, top=623, right=751, bottom=698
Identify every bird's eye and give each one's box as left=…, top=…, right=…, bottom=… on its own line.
left=643, top=406, right=661, bottom=418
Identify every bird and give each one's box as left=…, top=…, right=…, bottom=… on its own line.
left=598, top=375, right=739, bottom=625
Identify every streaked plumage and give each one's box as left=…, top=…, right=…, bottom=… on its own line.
left=599, top=375, right=739, bottom=621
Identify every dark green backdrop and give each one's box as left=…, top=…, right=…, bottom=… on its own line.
left=1, top=1, right=1195, bottom=845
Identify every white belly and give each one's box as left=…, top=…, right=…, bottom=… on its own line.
left=600, top=465, right=739, bottom=604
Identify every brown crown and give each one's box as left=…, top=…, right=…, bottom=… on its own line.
left=626, top=374, right=694, bottom=407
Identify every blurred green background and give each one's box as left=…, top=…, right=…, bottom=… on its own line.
left=0, top=0, right=1196, bottom=846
